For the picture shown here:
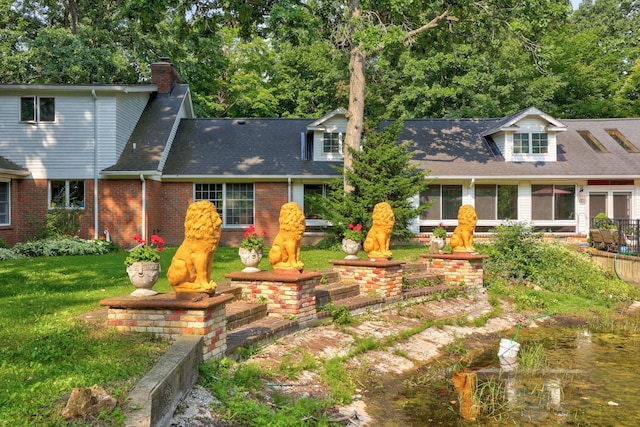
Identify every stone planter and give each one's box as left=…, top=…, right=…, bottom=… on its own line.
left=432, top=237, right=446, bottom=251
left=342, top=239, right=361, bottom=259
left=239, top=247, right=263, bottom=272
left=126, top=262, right=160, bottom=296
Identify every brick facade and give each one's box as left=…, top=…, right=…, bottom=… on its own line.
left=1, top=178, right=295, bottom=249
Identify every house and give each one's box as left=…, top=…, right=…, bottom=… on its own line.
left=2, top=60, right=639, bottom=248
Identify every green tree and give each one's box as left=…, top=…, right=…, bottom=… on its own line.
left=314, top=119, right=430, bottom=240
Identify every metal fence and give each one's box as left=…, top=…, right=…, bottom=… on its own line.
left=590, top=218, right=640, bottom=255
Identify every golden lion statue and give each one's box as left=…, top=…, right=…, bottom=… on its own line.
left=450, top=204, right=477, bottom=253
left=268, top=202, right=306, bottom=271
left=363, top=202, right=395, bottom=259
left=167, top=200, right=222, bottom=293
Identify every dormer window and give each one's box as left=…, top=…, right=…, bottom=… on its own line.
left=513, top=132, right=548, bottom=154
left=323, top=132, right=343, bottom=154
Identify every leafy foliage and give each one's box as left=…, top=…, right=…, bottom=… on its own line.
left=123, top=234, right=165, bottom=266
left=12, top=236, right=117, bottom=258
left=312, top=119, right=429, bottom=240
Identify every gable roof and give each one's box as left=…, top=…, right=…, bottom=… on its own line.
left=404, top=117, right=640, bottom=179
left=162, top=118, right=341, bottom=178
left=102, top=84, right=191, bottom=175
left=480, top=106, right=567, bottom=136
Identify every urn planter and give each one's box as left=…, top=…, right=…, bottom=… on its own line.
left=342, top=239, right=361, bottom=259
left=239, top=248, right=263, bottom=272
left=126, top=262, right=160, bottom=296
left=432, top=237, right=446, bottom=251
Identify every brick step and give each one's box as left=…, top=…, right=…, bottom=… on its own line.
left=403, top=273, right=444, bottom=287
left=404, top=261, right=429, bottom=273
left=318, top=269, right=341, bottom=285
left=315, top=282, right=361, bottom=309
left=401, top=284, right=461, bottom=299
left=225, top=301, right=268, bottom=331
left=216, top=281, right=242, bottom=301
left=317, top=294, right=386, bottom=319
left=226, top=316, right=298, bottom=358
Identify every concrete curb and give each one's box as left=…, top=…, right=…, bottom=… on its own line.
left=124, top=335, right=202, bottom=427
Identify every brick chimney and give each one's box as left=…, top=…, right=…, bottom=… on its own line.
left=151, top=57, right=183, bottom=94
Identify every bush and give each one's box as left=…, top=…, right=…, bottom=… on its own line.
left=12, top=237, right=118, bottom=257
left=0, top=247, right=22, bottom=260
left=483, top=222, right=543, bottom=281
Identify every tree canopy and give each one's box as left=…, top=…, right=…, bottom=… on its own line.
left=1, top=0, right=637, bottom=121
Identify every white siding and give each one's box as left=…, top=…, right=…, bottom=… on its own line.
left=518, top=183, right=532, bottom=222
left=0, top=91, right=97, bottom=179
left=97, top=95, right=117, bottom=170
left=312, top=116, right=347, bottom=162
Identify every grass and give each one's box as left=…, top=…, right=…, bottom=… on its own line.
left=0, top=243, right=424, bottom=425
left=2, top=235, right=640, bottom=425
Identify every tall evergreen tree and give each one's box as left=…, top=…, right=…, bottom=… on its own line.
left=314, top=119, right=430, bottom=241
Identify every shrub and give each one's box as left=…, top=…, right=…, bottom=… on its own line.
left=12, top=237, right=118, bottom=257
left=483, top=222, right=543, bottom=281
left=0, top=247, right=22, bottom=260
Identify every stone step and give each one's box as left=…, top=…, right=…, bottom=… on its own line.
left=315, top=282, right=361, bottom=309
left=225, top=301, right=268, bottom=331
left=226, top=316, right=298, bottom=358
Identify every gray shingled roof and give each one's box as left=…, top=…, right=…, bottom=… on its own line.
left=108, top=96, right=640, bottom=180
left=403, top=117, right=640, bottom=178
left=103, top=84, right=189, bottom=173
left=0, top=155, right=29, bottom=176
left=162, top=118, right=342, bottom=177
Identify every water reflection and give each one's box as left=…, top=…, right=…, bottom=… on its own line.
left=379, top=327, right=640, bottom=426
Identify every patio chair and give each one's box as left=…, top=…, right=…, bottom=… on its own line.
left=589, top=229, right=605, bottom=250
left=601, top=229, right=618, bottom=252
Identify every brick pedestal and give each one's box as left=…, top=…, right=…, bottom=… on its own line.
left=99, top=292, right=234, bottom=361
left=420, top=253, right=489, bottom=288
left=329, top=258, right=405, bottom=299
left=224, top=270, right=321, bottom=323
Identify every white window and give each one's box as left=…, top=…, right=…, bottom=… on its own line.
left=322, top=132, right=342, bottom=154
left=0, top=181, right=9, bottom=225
left=513, top=132, right=548, bottom=154
left=195, top=183, right=254, bottom=226
left=20, top=97, right=55, bottom=122
left=420, top=185, right=463, bottom=220
left=303, top=184, right=330, bottom=219
left=49, top=180, right=84, bottom=209
left=476, top=185, right=518, bottom=220
left=532, top=185, right=575, bottom=220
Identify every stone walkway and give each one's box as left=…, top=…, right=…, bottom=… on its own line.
left=170, top=289, right=523, bottom=426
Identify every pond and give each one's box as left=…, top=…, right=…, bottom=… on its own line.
left=364, top=323, right=640, bottom=426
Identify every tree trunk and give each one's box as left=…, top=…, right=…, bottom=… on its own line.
left=345, top=45, right=365, bottom=192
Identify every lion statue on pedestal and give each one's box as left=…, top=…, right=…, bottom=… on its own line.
left=167, top=200, right=222, bottom=293
left=363, top=202, right=395, bottom=259
left=268, top=202, right=306, bottom=271
left=450, top=204, right=478, bottom=253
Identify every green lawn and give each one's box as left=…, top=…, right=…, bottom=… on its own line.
left=0, top=244, right=426, bottom=426
left=3, top=240, right=635, bottom=426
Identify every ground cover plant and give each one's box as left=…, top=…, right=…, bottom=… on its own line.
left=2, top=227, right=640, bottom=426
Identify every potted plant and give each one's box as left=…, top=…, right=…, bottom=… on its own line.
left=239, top=225, right=267, bottom=272
left=431, top=223, right=447, bottom=251
left=342, top=223, right=363, bottom=259
left=124, top=234, right=165, bottom=296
